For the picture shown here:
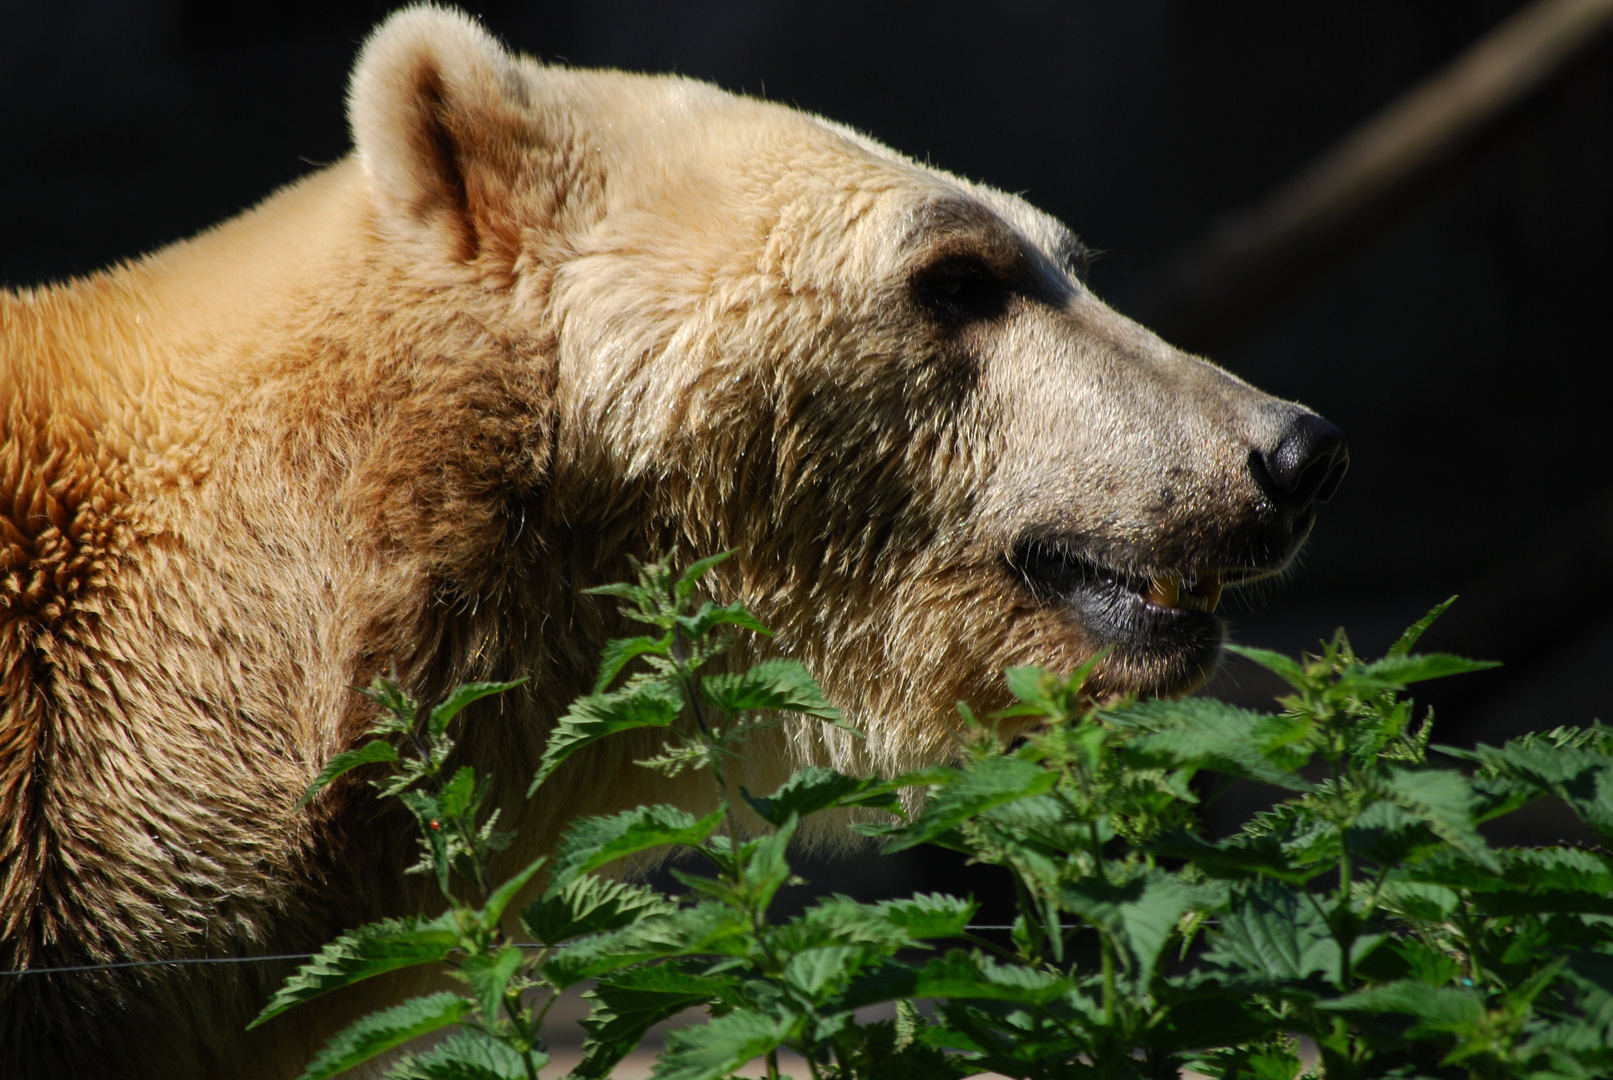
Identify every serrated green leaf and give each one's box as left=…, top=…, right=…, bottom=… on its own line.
left=388, top=1029, right=547, bottom=1080
left=437, top=766, right=478, bottom=821
left=584, top=578, right=657, bottom=607
left=548, top=805, right=725, bottom=890
left=784, top=945, right=868, bottom=998
left=877, top=893, right=977, bottom=939
left=397, top=789, right=452, bottom=894
left=971, top=792, right=1091, bottom=877
left=1061, top=871, right=1203, bottom=992
left=925, top=997, right=1089, bottom=1074
left=297, top=741, right=399, bottom=808
left=1342, top=797, right=1445, bottom=867
left=295, top=991, right=472, bottom=1080
left=824, top=1015, right=971, bottom=1080
left=541, top=902, right=752, bottom=988
left=1333, top=653, right=1499, bottom=697
left=741, top=815, right=797, bottom=912
left=1004, top=665, right=1056, bottom=708
left=702, top=658, right=843, bottom=723
left=1396, top=846, right=1613, bottom=916
left=529, top=680, right=685, bottom=794
left=911, top=949, right=1069, bottom=1003
left=594, top=635, right=670, bottom=692
left=884, top=757, right=1056, bottom=853
left=426, top=679, right=526, bottom=737
left=459, top=946, right=522, bottom=1021
left=674, top=550, right=736, bottom=600
left=995, top=656, right=1106, bottom=725
left=1388, top=597, right=1458, bottom=656
left=1164, top=1010, right=1290, bottom=1068
left=608, top=961, right=743, bottom=1001
left=1204, top=883, right=1340, bottom=986
left=676, top=601, right=772, bottom=639
left=1316, top=979, right=1485, bottom=1036
left=357, top=677, right=417, bottom=724
left=521, top=874, right=675, bottom=944
left=912, top=1018, right=987, bottom=1055
left=1236, top=801, right=1340, bottom=867
left=1116, top=698, right=1310, bottom=790
left=1223, top=644, right=1311, bottom=691
left=1508, top=956, right=1569, bottom=1012
left=841, top=950, right=1068, bottom=1011
left=1446, top=724, right=1613, bottom=773
left=1150, top=831, right=1323, bottom=886
left=251, top=914, right=460, bottom=1027
left=478, top=854, right=547, bottom=933
left=1378, top=767, right=1497, bottom=870
left=1182, top=1036, right=1307, bottom=1080
left=766, top=896, right=915, bottom=955
left=740, top=766, right=900, bottom=826
left=572, top=964, right=722, bottom=1079
left=1108, top=695, right=1271, bottom=735
left=1378, top=937, right=1465, bottom=987
left=664, top=867, right=744, bottom=907
left=1376, top=880, right=1462, bottom=924
left=651, top=1008, right=793, bottom=1080
left=1447, top=732, right=1613, bottom=840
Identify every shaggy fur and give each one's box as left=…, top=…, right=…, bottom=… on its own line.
left=0, top=8, right=1325, bottom=1077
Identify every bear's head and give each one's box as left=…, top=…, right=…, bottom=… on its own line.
left=346, top=7, right=1346, bottom=776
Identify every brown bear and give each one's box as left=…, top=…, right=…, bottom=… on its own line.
left=0, top=6, right=1346, bottom=1077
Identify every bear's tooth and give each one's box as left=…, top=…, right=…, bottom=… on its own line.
left=1145, top=575, right=1181, bottom=609
left=1183, top=573, right=1224, bottom=614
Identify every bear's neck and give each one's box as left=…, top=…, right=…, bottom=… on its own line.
left=0, top=154, right=571, bottom=722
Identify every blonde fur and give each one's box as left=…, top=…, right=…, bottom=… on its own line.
left=1, top=7, right=1311, bottom=1077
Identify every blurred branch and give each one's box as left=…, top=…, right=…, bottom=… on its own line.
left=1133, top=0, right=1613, bottom=352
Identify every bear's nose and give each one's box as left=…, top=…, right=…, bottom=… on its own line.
left=1255, top=412, right=1349, bottom=511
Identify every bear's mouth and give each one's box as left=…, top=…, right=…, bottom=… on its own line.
left=1009, top=537, right=1281, bottom=683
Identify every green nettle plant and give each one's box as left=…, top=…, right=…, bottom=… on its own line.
left=256, top=560, right=1613, bottom=1080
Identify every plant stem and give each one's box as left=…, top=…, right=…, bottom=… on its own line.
left=1088, top=821, right=1106, bottom=881
left=532, top=988, right=563, bottom=1033
left=1009, top=872, right=1045, bottom=962
left=960, top=931, right=1029, bottom=966
left=1328, top=756, right=1356, bottom=989
left=674, top=625, right=745, bottom=887
left=1456, top=908, right=1487, bottom=985
left=504, top=994, right=540, bottom=1080
left=1336, top=832, right=1352, bottom=912
left=1101, top=932, right=1117, bottom=1031
left=454, top=810, right=494, bottom=903
left=407, top=692, right=434, bottom=768
left=1044, top=891, right=1064, bottom=965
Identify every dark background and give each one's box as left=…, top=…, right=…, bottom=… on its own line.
left=6, top=1, right=1612, bottom=905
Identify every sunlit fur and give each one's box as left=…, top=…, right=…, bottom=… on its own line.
left=0, top=7, right=1314, bottom=1077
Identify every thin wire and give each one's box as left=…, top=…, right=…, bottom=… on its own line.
left=0, top=944, right=562, bottom=978
left=0, top=954, right=316, bottom=978
left=1, top=925, right=1036, bottom=978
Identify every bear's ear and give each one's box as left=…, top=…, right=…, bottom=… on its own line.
left=348, top=5, right=533, bottom=264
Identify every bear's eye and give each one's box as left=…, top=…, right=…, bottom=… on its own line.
left=915, top=256, right=1012, bottom=323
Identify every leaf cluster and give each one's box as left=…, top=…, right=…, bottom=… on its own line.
left=262, top=574, right=1613, bottom=1080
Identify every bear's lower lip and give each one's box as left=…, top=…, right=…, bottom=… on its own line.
left=1010, top=539, right=1245, bottom=673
